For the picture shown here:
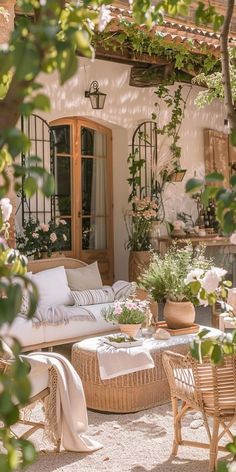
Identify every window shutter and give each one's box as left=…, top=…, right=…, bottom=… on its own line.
left=204, top=129, right=229, bottom=186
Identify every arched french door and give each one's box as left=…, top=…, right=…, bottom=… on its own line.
left=50, top=117, right=114, bottom=284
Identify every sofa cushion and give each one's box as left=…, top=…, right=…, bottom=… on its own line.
left=66, top=262, right=103, bottom=291
left=32, top=266, right=73, bottom=307
left=71, top=287, right=114, bottom=306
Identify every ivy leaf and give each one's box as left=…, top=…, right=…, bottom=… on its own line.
left=13, top=42, right=40, bottom=81
left=24, top=176, right=38, bottom=198
left=33, top=94, right=50, bottom=112
left=41, top=173, right=55, bottom=197
left=20, top=440, right=37, bottom=466
left=205, top=172, right=224, bottom=183
left=198, top=328, right=210, bottom=339
left=57, top=45, right=79, bottom=85
left=185, top=178, right=203, bottom=194
left=211, top=344, right=223, bottom=364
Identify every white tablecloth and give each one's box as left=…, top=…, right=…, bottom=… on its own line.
left=76, top=326, right=221, bottom=380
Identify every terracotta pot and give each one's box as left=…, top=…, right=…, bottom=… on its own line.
left=128, top=251, right=151, bottom=283
left=163, top=300, right=195, bottom=329
left=119, top=323, right=142, bottom=337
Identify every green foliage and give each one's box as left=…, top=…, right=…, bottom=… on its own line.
left=154, top=84, right=189, bottom=167
left=0, top=0, right=113, bottom=469
left=94, top=21, right=220, bottom=81
left=186, top=173, right=236, bottom=235
left=140, top=242, right=218, bottom=303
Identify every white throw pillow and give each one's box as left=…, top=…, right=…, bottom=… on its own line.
left=66, top=262, right=103, bottom=291
left=32, top=266, right=73, bottom=307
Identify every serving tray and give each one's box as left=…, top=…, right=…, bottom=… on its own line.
left=155, top=321, right=200, bottom=336
left=102, top=335, right=143, bottom=348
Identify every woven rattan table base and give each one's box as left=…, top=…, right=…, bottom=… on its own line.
left=71, top=341, right=189, bottom=413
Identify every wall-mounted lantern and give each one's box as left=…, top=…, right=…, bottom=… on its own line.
left=85, top=81, right=106, bottom=110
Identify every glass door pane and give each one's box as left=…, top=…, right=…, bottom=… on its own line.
left=51, top=124, right=72, bottom=251
left=81, top=127, right=107, bottom=251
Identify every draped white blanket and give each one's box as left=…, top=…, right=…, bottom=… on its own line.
left=24, top=352, right=103, bottom=452
left=97, top=343, right=155, bottom=380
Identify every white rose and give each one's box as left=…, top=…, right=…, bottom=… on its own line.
left=185, top=268, right=204, bottom=285
left=228, top=462, right=236, bottom=472
left=98, top=5, right=112, bottom=32
left=0, top=198, right=12, bottom=222
left=201, top=269, right=221, bottom=294
left=230, top=232, right=236, bottom=245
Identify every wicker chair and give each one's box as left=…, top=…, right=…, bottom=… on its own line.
left=162, top=351, right=236, bottom=472
left=0, top=358, right=60, bottom=451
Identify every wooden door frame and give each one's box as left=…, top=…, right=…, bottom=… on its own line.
left=50, top=116, right=114, bottom=282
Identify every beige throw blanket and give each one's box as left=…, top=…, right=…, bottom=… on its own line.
left=24, top=352, right=103, bottom=452
left=31, top=305, right=96, bottom=327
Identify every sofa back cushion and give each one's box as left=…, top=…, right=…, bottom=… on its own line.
left=66, top=262, right=103, bottom=291
left=32, top=266, right=73, bottom=306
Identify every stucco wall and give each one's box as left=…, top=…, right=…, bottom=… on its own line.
left=39, top=57, right=225, bottom=280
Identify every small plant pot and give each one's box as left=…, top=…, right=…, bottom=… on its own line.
left=163, top=300, right=195, bottom=329
left=119, top=323, right=142, bottom=337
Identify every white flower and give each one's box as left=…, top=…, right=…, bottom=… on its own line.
left=0, top=198, right=12, bottom=222
left=59, top=219, right=67, bottom=225
left=125, top=300, right=136, bottom=310
left=32, top=232, right=39, bottom=239
left=98, top=5, right=112, bottom=32
left=50, top=232, right=57, bottom=243
left=40, top=223, right=49, bottom=232
left=230, top=232, right=236, bottom=244
left=228, top=462, right=236, bottom=472
left=184, top=268, right=204, bottom=285
left=62, top=234, right=67, bottom=241
left=39, top=0, right=47, bottom=5
left=201, top=268, right=223, bottom=294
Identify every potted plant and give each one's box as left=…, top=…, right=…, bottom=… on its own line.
left=124, top=196, right=159, bottom=282
left=140, top=242, right=230, bottom=329
left=103, top=298, right=151, bottom=337
left=16, top=218, right=69, bottom=259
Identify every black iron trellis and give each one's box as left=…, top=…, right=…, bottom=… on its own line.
left=131, top=120, right=159, bottom=199
left=17, top=113, right=56, bottom=225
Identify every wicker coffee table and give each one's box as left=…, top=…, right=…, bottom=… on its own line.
left=71, top=328, right=220, bottom=413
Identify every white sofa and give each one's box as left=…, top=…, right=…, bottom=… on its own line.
left=2, top=257, right=117, bottom=351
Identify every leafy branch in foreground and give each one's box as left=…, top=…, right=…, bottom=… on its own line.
left=186, top=172, right=236, bottom=236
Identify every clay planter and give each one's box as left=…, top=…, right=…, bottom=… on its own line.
left=163, top=300, right=195, bottom=329
left=128, top=251, right=151, bottom=283
left=119, top=323, right=142, bottom=337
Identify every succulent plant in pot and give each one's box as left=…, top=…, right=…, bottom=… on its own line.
left=140, top=242, right=230, bottom=329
